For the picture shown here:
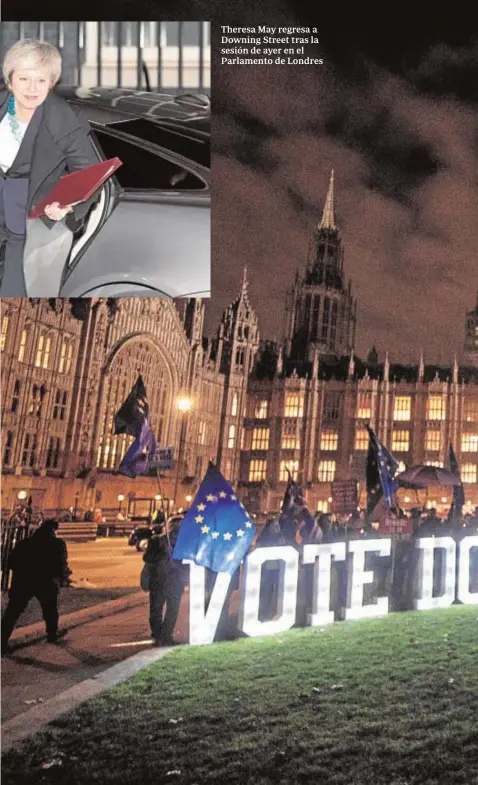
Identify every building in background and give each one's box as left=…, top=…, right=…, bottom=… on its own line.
left=1, top=177, right=477, bottom=517
left=0, top=21, right=210, bottom=92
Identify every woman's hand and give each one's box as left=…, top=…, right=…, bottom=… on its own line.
left=44, top=202, right=73, bottom=221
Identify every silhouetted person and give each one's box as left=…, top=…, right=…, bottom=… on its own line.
left=1, top=519, right=69, bottom=653
left=143, top=518, right=185, bottom=646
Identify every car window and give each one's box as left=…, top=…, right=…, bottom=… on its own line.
left=92, top=128, right=207, bottom=191
left=108, top=118, right=210, bottom=168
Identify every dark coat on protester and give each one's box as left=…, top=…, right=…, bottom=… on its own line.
left=143, top=534, right=171, bottom=587
left=9, top=527, right=68, bottom=589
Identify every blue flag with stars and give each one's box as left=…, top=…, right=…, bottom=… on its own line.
left=365, top=423, right=400, bottom=514
left=172, top=463, right=256, bottom=575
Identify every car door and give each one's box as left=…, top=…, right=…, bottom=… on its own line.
left=59, top=126, right=210, bottom=298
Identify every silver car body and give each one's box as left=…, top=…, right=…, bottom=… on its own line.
left=41, top=87, right=211, bottom=298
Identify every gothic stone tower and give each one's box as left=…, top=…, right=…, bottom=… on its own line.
left=287, top=170, right=357, bottom=362
left=215, top=269, right=260, bottom=483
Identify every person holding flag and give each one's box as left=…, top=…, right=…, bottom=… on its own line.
left=173, top=462, right=256, bottom=641
left=447, top=443, right=465, bottom=528
left=365, top=423, right=400, bottom=523
left=114, top=375, right=157, bottom=479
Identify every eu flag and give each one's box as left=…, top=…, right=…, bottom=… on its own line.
left=172, top=464, right=256, bottom=575
left=119, top=419, right=157, bottom=478
left=366, top=424, right=400, bottom=515
left=280, top=472, right=313, bottom=543
left=114, top=376, right=149, bottom=437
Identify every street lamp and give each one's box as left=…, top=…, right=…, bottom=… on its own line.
left=117, top=494, right=125, bottom=512
left=177, top=397, right=192, bottom=413
left=17, top=491, right=27, bottom=501
left=185, top=494, right=192, bottom=509
left=174, top=396, right=193, bottom=509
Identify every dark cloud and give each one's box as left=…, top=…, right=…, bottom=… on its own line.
left=208, top=37, right=478, bottom=364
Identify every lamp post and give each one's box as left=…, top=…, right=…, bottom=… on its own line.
left=174, top=396, right=192, bottom=511
left=185, top=494, right=192, bottom=510
left=117, top=494, right=125, bottom=513
left=73, top=492, right=80, bottom=522
left=17, top=490, right=27, bottom=502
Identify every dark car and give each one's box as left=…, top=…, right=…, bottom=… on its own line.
left=128, top=524, right=154, bottom=551
left=128, top=513, right=184, bottom=552
left=25, top=87, right=211, bottom=299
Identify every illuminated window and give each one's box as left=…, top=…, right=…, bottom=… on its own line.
left=425, top=429, right=441, bottom=452
left=425, top=460, right=444, bottom=468
left=320, top=430, right=339, bottom=451
left=66, top=343, right=74, bottom=374
left=282, top=422, right=300, bottom=450
left=0, top=316, right=9, bottom=351
left=392, top=430, right=409, bottom=452
left=251, top=428, right=269, bottom=451
left=393, top=396, right=411, bottom=421
left=35, top=335, right=44, bottom=367
left=18, top=330, right=28, bottom=362
left=356, top=393, right=372, bottom=420
left=280, top=459, right=299, bottom=482
left=42, top=337, right=51, bottom=369
left=284, top=393, right=304, bottom=418
left=3, top=431, right=13, bottom=466
left=462, top=463, right=477, bottom=484
left=198, top=420, right=206, bottom=445
left=58, top=342, right=67, bottom=373
left=318, top=460, right=336, bottom=482
left=323, top=392, right=342, bottom=423
left=228, top=424, right=236, bottom=449
left=427, top=395, right=446, bottom=421
left=102, top=436, right=111, bottom=468
left=231, top=392, right=238, bottom=417
left=223, top=458, right=232, bottom=480
left=464, top=400, right=478, bottom=423
left=316, top=500, right=329, bottom=513
left=249, top=459, right=267, bottom=482
left=461, top=433, right=478, bottom=452
left=254, top=400, right=268, bottom=419
left=355, top=427, right=368, bottom=451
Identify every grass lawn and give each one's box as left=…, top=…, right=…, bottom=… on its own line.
left=1, top=586, right=138, bottom=629
left=2, top=605, right=478, bottom=784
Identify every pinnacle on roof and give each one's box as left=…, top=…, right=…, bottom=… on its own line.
left=318, top=170, right=336, bottom=230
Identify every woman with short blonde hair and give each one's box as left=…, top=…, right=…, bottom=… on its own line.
left=0, top=38, right=98, bottom=296
left=2, top=39, right=62, bottom=87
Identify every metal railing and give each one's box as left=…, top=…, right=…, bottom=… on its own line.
left=0, top=21, right=210, bottom=93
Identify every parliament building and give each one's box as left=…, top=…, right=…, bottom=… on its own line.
left=1, top=174, right=477, bottom=517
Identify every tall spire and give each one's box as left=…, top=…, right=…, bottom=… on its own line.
left=241, top=266, right=248, bottom=296
left=318, top=170, right=336, bottom=230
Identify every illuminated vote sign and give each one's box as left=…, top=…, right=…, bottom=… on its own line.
left=185, top=536, right=478, bottom=645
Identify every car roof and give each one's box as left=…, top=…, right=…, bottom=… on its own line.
left=56, top=86, right=210, bottom=134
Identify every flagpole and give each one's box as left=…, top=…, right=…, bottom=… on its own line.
left=154, top=466, right=172, bottom=556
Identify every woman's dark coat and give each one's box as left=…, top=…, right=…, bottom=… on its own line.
left=0, top=82, right=98, bottom=295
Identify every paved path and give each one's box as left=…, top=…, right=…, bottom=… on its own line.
left=2, top=591, right=189, bottom=725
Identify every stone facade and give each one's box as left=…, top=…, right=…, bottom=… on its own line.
left=1, top=178, right=477, bottom=518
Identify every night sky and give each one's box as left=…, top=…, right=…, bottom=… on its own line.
left=206, top=10, right=478, bottom=364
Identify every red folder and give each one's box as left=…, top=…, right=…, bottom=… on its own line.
left=29, top=157, right=122, bottom=219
